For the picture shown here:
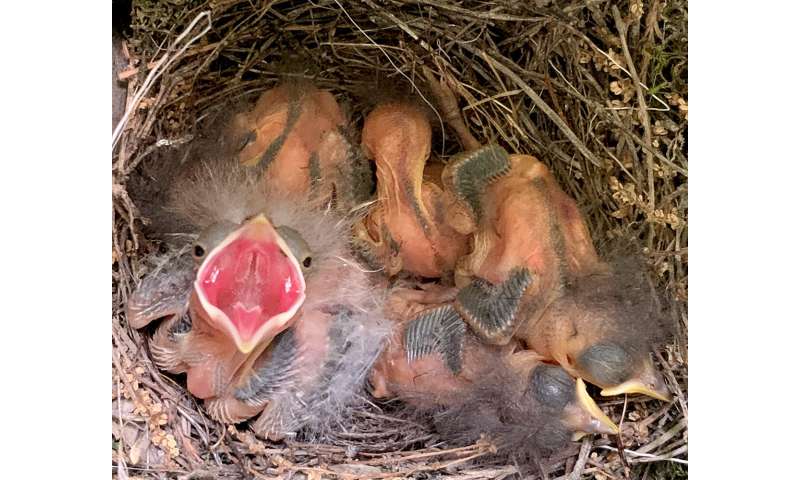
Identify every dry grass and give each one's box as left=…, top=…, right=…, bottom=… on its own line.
left=112, top=1, right=688, bottom=478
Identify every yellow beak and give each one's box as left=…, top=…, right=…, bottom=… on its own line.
left=601, top=379, right=672, bottom=402
left=564, top=378, right=619, bottom=440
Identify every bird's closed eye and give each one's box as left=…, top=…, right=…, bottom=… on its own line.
left=238, top=130, right=256, bottom=151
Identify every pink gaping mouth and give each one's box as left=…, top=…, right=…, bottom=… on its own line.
left=194, top=215, right=306, bottom=353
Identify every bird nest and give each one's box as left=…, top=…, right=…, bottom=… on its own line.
left=111, top=1, right=688, bottom=478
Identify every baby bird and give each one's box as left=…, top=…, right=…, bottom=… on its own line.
left=353, top=101, right=469, bottom=278
left=519, top=264, right=672, bottom=402
left=370, top=287, right=618, bottom=455
left=127, top=156, right=389, bottom=439
left=229, top=82, right=372, bottom=210
left=439, top=147, right=670, bottom=401
left=441, top=148, right=606, bottom=342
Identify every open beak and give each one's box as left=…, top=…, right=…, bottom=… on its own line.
left=600, top=361, right=672, bottom=402
left=193, top=214, right=306, bottom=354
left=564, top=378, right=619, bottom=440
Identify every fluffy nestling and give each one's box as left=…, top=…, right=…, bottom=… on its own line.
left=126, top=131, right=389, bottom=439
left=370, top=286, right=618, bottom=457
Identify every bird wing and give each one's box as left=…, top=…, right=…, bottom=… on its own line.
left=454, top=267, right=534, bottom=344
left=403, top=304, right=466, bottom=374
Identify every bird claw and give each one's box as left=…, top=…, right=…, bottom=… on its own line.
left=149, top=313, right=192, bottom=373
left=125, top=252, right=194, bottom=329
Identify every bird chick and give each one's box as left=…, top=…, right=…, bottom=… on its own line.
left=370, top=288, right=618, bottom=455
left=127, top=158, right=389, bottom=437
left=441, top=147, right=608, bottom=344
left=440, top=147, right=670, bottom=401
left=410, top=73, right=671, bottom=402
left=229, top=82, right=372, bottom=209
left=519, top=265, right=672, bottom=402
left=353, top=101, right=469, bottom=278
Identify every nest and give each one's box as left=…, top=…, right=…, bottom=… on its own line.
left=112, top=1, right=688, bottom=478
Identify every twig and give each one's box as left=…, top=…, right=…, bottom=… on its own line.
left=614, top=434, right=630, bottom=478
left=655, top=349, right=689, bottom=419
left=636, top=418, right=687, bottom=454
left=415, top=0, right=539, bottom=22
left=112, top=11, right=212, bottom=154
left=456, top=42, right=603, bottom=168
left=567, top=437, right=593, bottom=480
left=596, top=446, right=688, bottom=466
left=615, top=393, right=630, bottom=476
left=612, top=6, right=655, bottom=248
left=555, top=19, right=671, bottom=112
left=335, top=0, right=446, bottom=145
left=113, top=3, right=689, bottom=478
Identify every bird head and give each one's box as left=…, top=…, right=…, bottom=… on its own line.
left=190, top=213, right=310, bottom=354
left=576, top=342, right=672, bottom=402
left=555, top=269, right=674, bottom=403
left=561, top=377, right=620, bottom=439
left=518, top=357, right=618, bottom=440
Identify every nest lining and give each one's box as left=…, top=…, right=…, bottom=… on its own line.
left=112, top=1, right=688, bottom=478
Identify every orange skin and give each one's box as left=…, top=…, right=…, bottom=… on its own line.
left=148, top=294, right=335, bottom=425
left=453, top=154, right=609, bottom=330
left=446, top=155, right=671, bottom=398
left=370, top=286, right=504, bottom=405
left=370, top=337, right=482, bottom=407
left=369, top=288, right=620, bottom=440
left=420, top=73, right=670, bottom=401
left=522, top=292, right=610, bottom=381
left=231, top=83, right=350, bottom=196
left=206, top=309, right=333, bottom=427
left=355, top=102, right=468, bottom=278
left=127, top=85, right=387, bottom=431
left=159, top=289, right=302, bottom=400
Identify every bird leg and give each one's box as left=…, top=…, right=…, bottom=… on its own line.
left=421, top=67, right=481, bottom=151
